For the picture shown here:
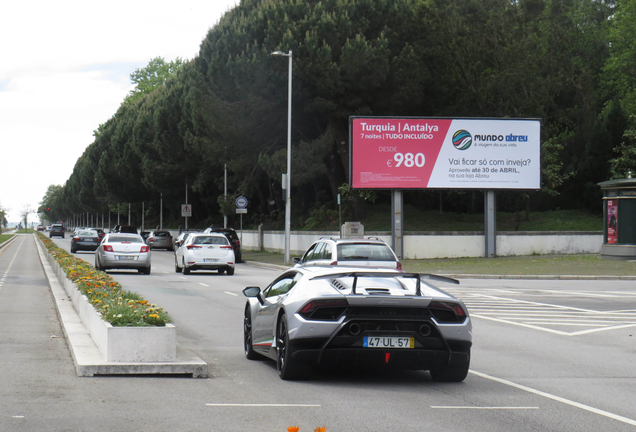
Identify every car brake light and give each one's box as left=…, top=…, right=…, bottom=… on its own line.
left=330, top=261, right=337, bottom=265
left=397, top=261, right=402, bottom=270
left=140, top=245, right=149, bottom=253
left=74, top=237, right=80, bottom=241
left=221, top=245, right=233, bottom=249
left=428, top=300, right=467, bottom=323
left=186, top=245, right=202, bottom=250
left=103, top=245, right=114, bottom=252
left=299, top=298, right=349, bottom=320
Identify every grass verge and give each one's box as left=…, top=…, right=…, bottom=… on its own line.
left=242, top=250, right=636, bottom=276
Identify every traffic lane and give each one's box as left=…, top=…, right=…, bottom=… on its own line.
left=109, top=254, right=636, bottom=430
left=37, top=238, right=636, bottom=430
left=463, top=279, right=636, bottom=426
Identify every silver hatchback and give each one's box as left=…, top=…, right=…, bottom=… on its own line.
left=147, top=230, right=174, bottom=251
left=95, top=233, right=151, bottom=274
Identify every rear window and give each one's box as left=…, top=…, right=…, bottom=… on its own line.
left=109, top=235, right=143, bottom=243
left=78, top=230, right=98, bottom=237
left=193, top=236, right=229, bottom=245
left=154, top=231, right=171, bottom=237
left=337, top=244, right=395, bottom=261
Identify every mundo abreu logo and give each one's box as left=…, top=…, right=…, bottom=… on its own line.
left=452, top=130, right=472, bottom=150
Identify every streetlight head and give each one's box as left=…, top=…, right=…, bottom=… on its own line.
left=271, top=50, right=291, bottom=57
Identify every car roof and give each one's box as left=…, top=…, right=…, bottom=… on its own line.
left=313, top=237, right=389, bottom=245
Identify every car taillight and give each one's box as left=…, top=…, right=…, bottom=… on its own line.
left=140, top=246, right=149, bottom=253
left=299, top=298, right=348, bottom=321
left=428, top=300, right=467, bottom=323
left=186, top=245, right=201, bottom=250
left=221, top=245, right=233, bottom=249
left=330, top=261, right=337, bottom=265
left=103, top=245, right=114, bottom=252
left=397, top=261, right=402, bottom=270
left=148, top=237, right=154, bottom=242
left=74, top=237, right=80, bottom=241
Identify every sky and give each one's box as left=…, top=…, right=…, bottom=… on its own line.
left=0, top=0, right=240, bottom=225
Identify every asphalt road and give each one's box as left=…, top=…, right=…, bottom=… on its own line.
left=1, top=234, right=636, bottom=431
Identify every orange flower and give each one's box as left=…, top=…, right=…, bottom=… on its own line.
left=287, top=427, right=300, bottom=432
left=314, top=428, right=327, bottom=432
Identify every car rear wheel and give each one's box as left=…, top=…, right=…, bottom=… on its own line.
left=174, top=257, right=181, bottom=272
left=429, top=352, right=470, bottom=382
left=95, top=257, right=102, bottom=271
left=139, top=266, right=151, bottom=275
left=276, top=314, right=309, bottom=380
left=226, top=267, right=235, bottom=276
left=244, top=306, right=261, bottom=360
left=182, top=259, right=191, bottom=275
left=71, top=246, right=76, bottom=253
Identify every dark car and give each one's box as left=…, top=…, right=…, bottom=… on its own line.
left=117, top=225, right=138, bottom=234
left=50, top=224, right=65, bottom=238
left=204, top=227, right=242, bottom=262
left=140, top=231, right=151, bottom=243
left=71, top=229, right=101, bottom=253
left=147, top=230, right=174, bottom=251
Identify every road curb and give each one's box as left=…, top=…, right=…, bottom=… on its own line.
left=34, top=234, right=208, bottom=377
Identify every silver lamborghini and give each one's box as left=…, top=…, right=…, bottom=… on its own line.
left=242, top=266, right=472, bottom=381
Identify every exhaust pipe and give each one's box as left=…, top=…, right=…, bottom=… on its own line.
left=349, top=323, right=361, bottom=336
left=419, top=324, right=431, bottom=337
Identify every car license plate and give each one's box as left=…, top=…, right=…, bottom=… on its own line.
left=363, top=336, right=413, bottom=348
left=116, top=256, right=135, bottom=261
left=203, top=258, right=220, bottom=263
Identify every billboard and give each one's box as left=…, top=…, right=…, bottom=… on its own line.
left=350, top=117, right=541, bottom=189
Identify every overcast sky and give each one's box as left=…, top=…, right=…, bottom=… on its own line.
left=0, top=0, right=239, bottom=224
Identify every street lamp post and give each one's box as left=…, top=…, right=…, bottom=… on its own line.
left=272, top=50, right=292, bottom=265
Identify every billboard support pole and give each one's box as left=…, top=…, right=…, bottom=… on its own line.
left=485, top=190, right=496, bottom=257
left=391, top=190, right=404, bottom=259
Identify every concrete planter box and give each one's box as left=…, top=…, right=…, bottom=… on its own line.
left=42, top=243, right=176, bottom=362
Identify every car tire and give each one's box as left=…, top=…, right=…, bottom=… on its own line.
left=174, top=257, right=181, bottom=273
left=182, top=261, right=191, bottom=275
left=71, top=246, right=76, bottom=253
left=218, top=268, right=225, bottom=275
left=141, top=266, right=151, bottom=275
left=95, top=258, right=101, bottom=271
left=226, top=267, right=235, bottom=276
left=276, top=313, right=309, bottom=380
left=235, top=252, right=242, bottom=263
left=244, top=306, right=261, bottom=360
left=429, top=352, right=470, bottom=382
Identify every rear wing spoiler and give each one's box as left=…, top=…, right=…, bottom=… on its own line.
left=310, top=271, right=459, bottom=296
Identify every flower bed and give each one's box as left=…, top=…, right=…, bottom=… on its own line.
left=37, top=233, right=176, bottom=362
left=38, top=233, right=171, bottom=326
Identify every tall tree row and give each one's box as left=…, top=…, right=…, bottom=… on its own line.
left=41, top=0, right=636, bottom=228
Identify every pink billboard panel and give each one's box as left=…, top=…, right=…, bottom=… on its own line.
left=350, top=117, right=541, bottom=189
left=607, top=200, right=617, bottom=244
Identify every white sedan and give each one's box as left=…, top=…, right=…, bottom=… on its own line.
left=95, top=233, right=151, bottom=274
left=174, top=233, right=235, bottom=275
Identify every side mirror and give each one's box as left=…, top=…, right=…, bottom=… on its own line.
left=292, top=257, right=301, bottom=264
left=243, top=286, right=264, bottom=305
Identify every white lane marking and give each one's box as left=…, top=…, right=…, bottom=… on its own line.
left=224, top=291, right=238, bottom=296
left=471, top=370, right=636, bottom=426
left=206, top=403, right=321, bottom=407
left=0, top=237, right=23, bottom=290
left=199, top=283, right=209, bottom=287
left=431, top=406, right=539, bottom=410
left=12, top=416, right=25, bottom=419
